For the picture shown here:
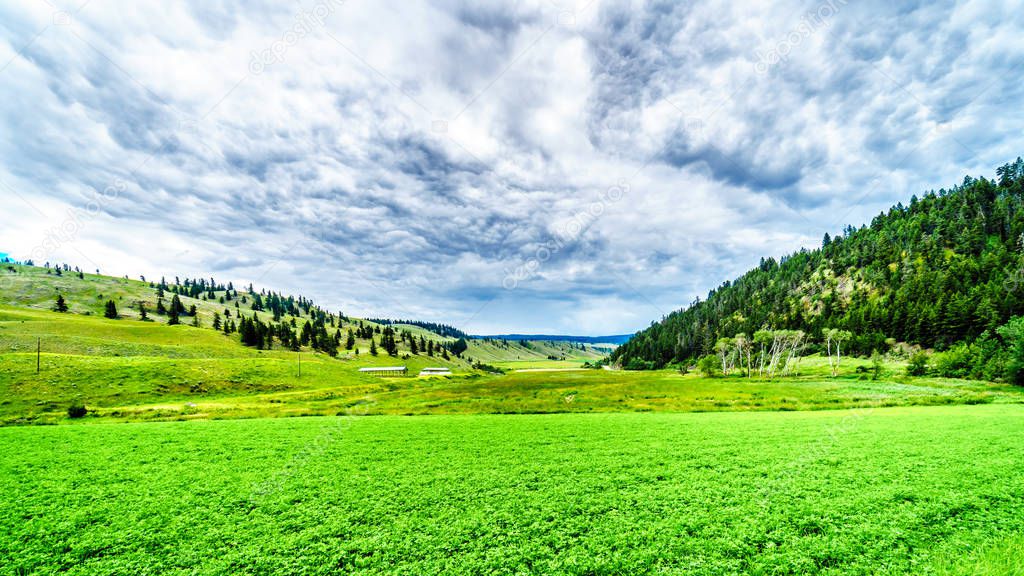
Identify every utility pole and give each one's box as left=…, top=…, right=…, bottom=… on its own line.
left=36, top=338, right=40, bottom=374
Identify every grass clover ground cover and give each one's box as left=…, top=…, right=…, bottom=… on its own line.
left=2, top=404, right=1023, bottom=575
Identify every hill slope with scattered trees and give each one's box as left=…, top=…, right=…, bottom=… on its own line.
left=613, top=159, right=1024, bottom=382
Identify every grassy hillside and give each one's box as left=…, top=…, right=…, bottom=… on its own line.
left=460, top=337, right=604, bottom=365
left=614, top=160, right=1024, bottom=374
left=2, top=304, right=1020, bottom=424
left=3, top=405, right=1023, bottom=574
left=0, top=263, right=603, bottom=362
left=0, top=264, right=603, bottom=424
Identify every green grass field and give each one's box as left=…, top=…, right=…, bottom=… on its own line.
left=4, top=308, right=1022, bottom=423
left=2, top=302, right=1022, bottom=423
left=2, top=405, right=1022, bottom=575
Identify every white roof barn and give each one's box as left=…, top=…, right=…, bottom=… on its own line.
left=358, top=366, right=407, bottom=376
left=419, top=367, right=452, bottom=376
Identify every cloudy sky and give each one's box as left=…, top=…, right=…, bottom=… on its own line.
left=1, top=0, right=1022, bottom=334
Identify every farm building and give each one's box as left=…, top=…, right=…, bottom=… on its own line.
left=418, top=367, right=452, bottom=376
left=358, top=366, right=408, bottom=376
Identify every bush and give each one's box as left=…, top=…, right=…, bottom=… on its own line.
left=870, top=351, right=884, bottom=380
left=932, top=343, right=972, bottom=378
left=473, top=362, right=505, bottom=374
left=67, top=402, right=88, bottom=419
left=906, top=351, right=929, bottom=376
left=696, top=355, right=721, bottom=377
left=997, top=317, right=1024, bottom=385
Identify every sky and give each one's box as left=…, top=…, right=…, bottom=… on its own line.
left=1, top=0, right=1023, bottom=335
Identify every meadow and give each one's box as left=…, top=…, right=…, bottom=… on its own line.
left=2, top=405, right=1023, bottom=575
left=3, top=306, right=1024, bottom=423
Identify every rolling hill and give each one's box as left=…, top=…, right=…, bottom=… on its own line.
left=0, top=262, right=606, bottom=423
left=472, top=334, right=633, bottom=345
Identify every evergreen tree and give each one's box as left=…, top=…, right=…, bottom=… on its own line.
left=170, top=294, right=185, bottom=316
left=370, top=339, right=378, bottom=356
left=138, top=301, right=148, bottom=321
left=104, top=300, right=118, bottom=319
left=54, top=294, right=68, bottom=313
left=301, top=321, right=312, bottom=346
left=449, top=337, right=468, bottom=357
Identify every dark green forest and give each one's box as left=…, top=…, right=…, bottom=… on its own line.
left=613, top=159, right=1024, bottom=380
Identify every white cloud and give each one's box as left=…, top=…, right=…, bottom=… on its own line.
left=1, top=0, right=1023, bottom=334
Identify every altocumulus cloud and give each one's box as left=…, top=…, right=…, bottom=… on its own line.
left=1, top=0, right=1022, bottom=334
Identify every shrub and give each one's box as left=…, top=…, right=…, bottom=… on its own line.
left=67, top=402, right=88, bottom=419
left=932, top=344, right=972, bottom=378
left=473, top=362, right=505, bottom=374
left=696, top=355, right=721, bottom=377
left=870, top=351, right=884, bottom=380
left=906, top=351, right=929, bottom=376
left=997, top=317, right=1024, bottom=385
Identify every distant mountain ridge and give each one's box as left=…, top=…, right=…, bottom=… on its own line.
left=473, top=334, right=633, bottom=344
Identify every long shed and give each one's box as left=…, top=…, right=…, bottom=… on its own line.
left=358, top=366, right=408, bottom=376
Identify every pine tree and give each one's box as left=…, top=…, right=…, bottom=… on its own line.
left=370, top=339, right=378, bottom=356
left=346, top=328, right=355, bottom=350
left=104, top=300, right=118, bottom=319
left=168, top=300, right=180, bottom=325
left=170, top=294, right=185, bottom=316
left=138, top=301, right=148, bottom=321
left=54, top=294, right=68, bottom=313
left=212, top=313, right=221, bottom=331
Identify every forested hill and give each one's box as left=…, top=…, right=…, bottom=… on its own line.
left=613, top=159, right=1024, bottom=369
